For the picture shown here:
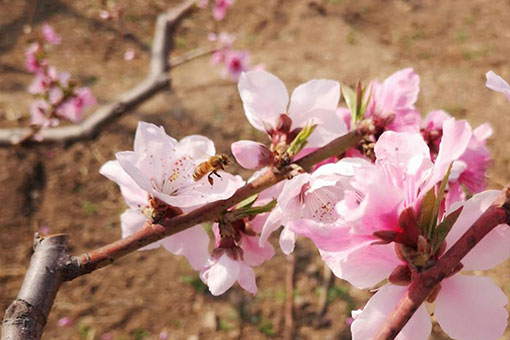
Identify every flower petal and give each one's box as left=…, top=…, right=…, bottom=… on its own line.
left=160, top=225, right=210, bottom=270
left=486, top=70, right=510, bottom=102
left=445, top=190, right=510, bottom=270
left=231, top=140, right=272, bottom=170
left=279, top=227, right=297, bottom=255
left=435, top=275, right=508, bottom=340
left=99, top=160, right=147, bottom=208
left=201, top=254, right=239, bottom=296
left=120, top=209, right=159, bottom=250
left=351, top=284, right=431, bottom=340
left=237, top=262, right=257, bottom=294
left=238, top=70, right=289, bottom=131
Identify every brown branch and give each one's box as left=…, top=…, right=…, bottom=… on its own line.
left=69, top=130, right=362, bottom=276
left=373, top=188, right=510, bottom=340
left=2, top=234, right=71, bottom=340
left=0, top=0, right=198, bottom=146
left=283, top=253, right=295, bottom=340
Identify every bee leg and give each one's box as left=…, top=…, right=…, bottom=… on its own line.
left=207, top=173, right=214, bottom=186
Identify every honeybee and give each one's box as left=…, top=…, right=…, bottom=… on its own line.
left=193, top=154, right=231, bottom=185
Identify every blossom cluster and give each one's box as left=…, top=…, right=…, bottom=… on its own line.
left=102, top=68, right=509, bottom=340
left=25, top=24, right=96, bottom=132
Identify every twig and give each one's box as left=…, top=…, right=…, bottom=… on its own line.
left=373, top=189, right=510, bottom=340
left=170, top=47, right=217, bottom=68
left=0, top=0, right=198, bottom=146
left=283, top=253, right=295, bottom=340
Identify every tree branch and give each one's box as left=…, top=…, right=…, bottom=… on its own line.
left=373, top=188, right=510, bottom=340
left=2, top=234, right=71, bottom=340
left=0, top=0, right=197, bottom=146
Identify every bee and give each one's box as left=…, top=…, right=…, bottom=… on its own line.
left=193, top=154, right=231, bottom=185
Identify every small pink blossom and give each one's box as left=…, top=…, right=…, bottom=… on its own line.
left=223, top=50, right=250, bottom=81
left=101, top=332, right=112, bottom=340
left=124, top=48, right=135, bottom=61
left=57, top=316, right=72, bottom=327
left=159, top=331, right=169, bottom=340
left=486, top=70, right=510, bottom=102
left=56, top=87, right=96, bottom=123
left=24, top=43, right=44, bottom=73
left=100, top=122, right=244, bottom=270
left=40, top=226, right=50, bottom=235
left=238, top=70, right=347, bottom=149
left=212, top=0, right=234, bottom=21
left=99, top=10, right=110, bottom=19
left=42, top=23, right=61, bottom=45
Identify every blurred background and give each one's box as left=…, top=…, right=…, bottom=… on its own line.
left=0, top=0, right=509, bottom=339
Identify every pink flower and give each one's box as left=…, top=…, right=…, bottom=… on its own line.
left=223, top=50, right=250, bottom=81
left=100, top=122, right=244, bottom=270
left=261, top=160, right=357, bottom=254
left=350, top=192, right=510, bottom=340
left=231, top=140, right=272, bottom=170
left=42, top=23, right=61, bottom=45
left=238, top=70, right=347, bottom=148
left=101, top=333, right=112, bottom=340
left=159, top=331, right=169, bottom=340
left=57, top=316, right=72, bottom=327
left=124, top=48, right=135, bottom=61
left=422, top=110, right=492, bottom=201
left=365, top=68, right=421, bottom=132
left=486, top=70, right=510, bottom=102
left=212, top=0, right=234, bottom=21
left=24, top=43, right=44, bottom=73
left=30, top=100, right=58, bottom=127
left=56, top=87, right=96, bottom=123
left=288, top=125, right=509, bottom=339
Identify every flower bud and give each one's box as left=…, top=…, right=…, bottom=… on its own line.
left=388, top=265, right=412, bottom=285
left=231, top=140, right=273, bottom=170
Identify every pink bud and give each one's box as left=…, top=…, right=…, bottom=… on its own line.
left=231, top=140, right=272, bottom=170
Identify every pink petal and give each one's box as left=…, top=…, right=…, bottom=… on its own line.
left=201, top=254, right=239, bottom=296
left=160, top=225, right=210, bottom=270
left=351, top=284, right=431, bottom=340
left=423, top=118, right=472, bottom=195
left=446, top=190, right=510, bottom=270
left=237, top=262, right=257, bottom=294
left=473, top=122, right=493, bottom=141
left=435, top=275, right=508, bottom=340
left=288, top=219, right=351, bottom=252
left=238, top=70, right=289, bottom=132
left=259, top=207, right=283, bottom=246
left=279, top=227, right=296, bottom=255
left=134, top=122, right=177, bottom=154
left=240, top=235, right=274, bottom=266
left=177, top=135, right=215, bottom=162
left=231, top=140, right=272, bottom=170
left=486, top=70, right=510, bottom=102
left=120, top=209, right=159, bottom=250
left=99, top=160, right=147, bottom=208
left=288, top=79, right=340, bottom=127
left=322, top=241, right=401, bottom=289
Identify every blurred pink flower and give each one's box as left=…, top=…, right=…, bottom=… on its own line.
left=57, top=316, right=72, bottom=327
left=42, top=23, right=61, bottom=45
left=213, top=0, right=234, bottom=21
left=486, top=70, right=510, bottom=102
left=124, top=48, right=135, bottom=61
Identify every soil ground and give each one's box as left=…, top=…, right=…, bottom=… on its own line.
left=0, top=0, right=509, bottom=339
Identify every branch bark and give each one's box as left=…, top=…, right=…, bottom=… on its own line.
left=2, top=234, right=71, bottom=340
left=373, top=188, right=510, bottom=340
left=0, top=0, right=197, bottom=146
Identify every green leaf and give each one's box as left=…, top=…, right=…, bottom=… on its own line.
left=432, top=206, right=463, bottom=253
left=287, top=124, right=317, bottom=158
left=418, top=188, right=436, bottom=235
left=342, top=85, right=357, bottom=125
left=428, top=162, right=453, bottom=238
left=359, top=85, right=373, bottom=119
left=233, top=199, right=277, bottom=219
left=236, top=194, right=259, bottom=209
